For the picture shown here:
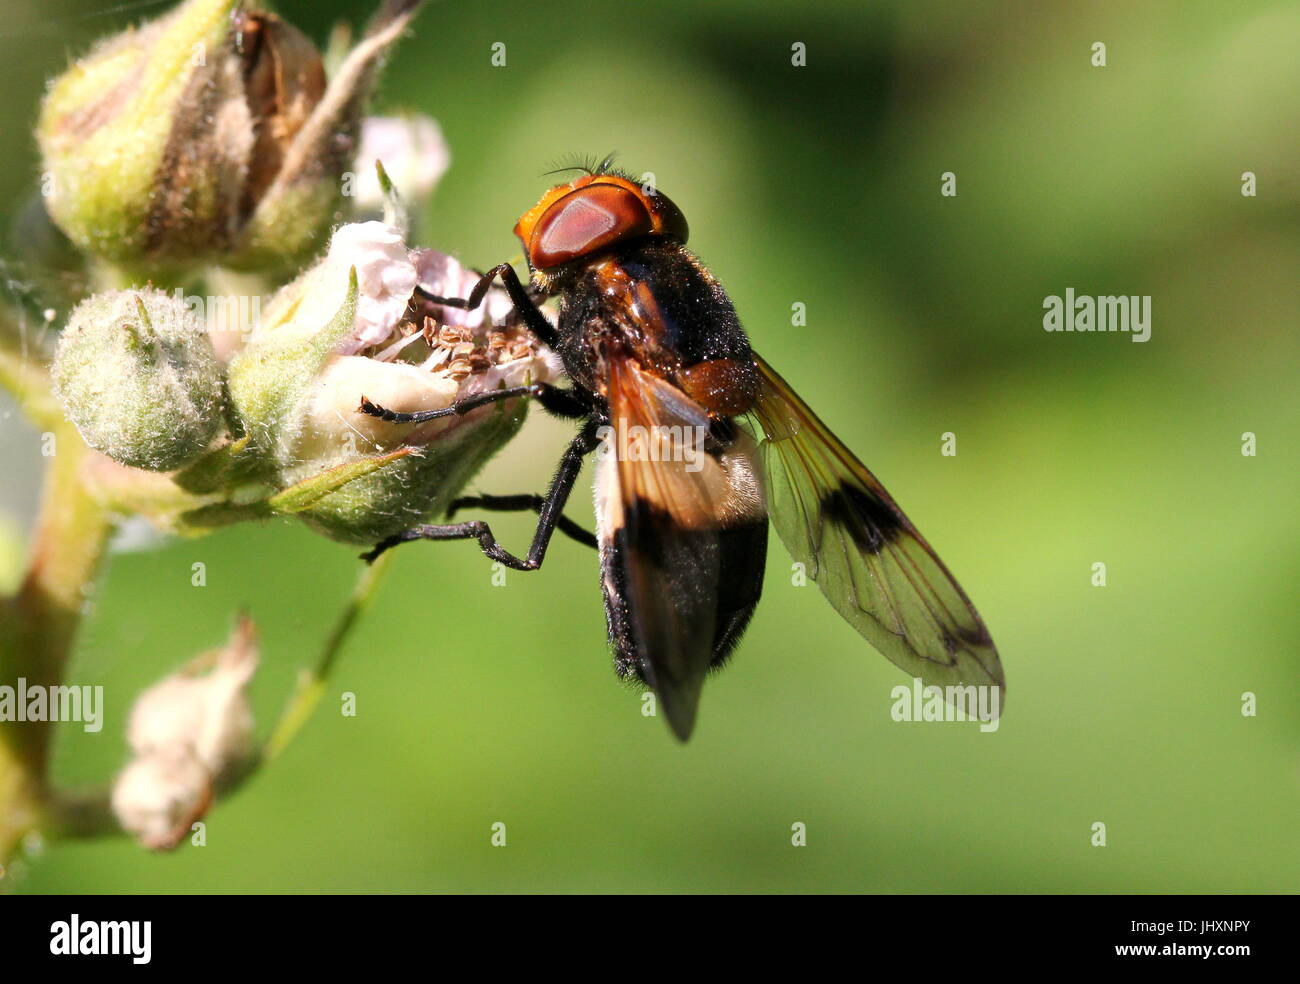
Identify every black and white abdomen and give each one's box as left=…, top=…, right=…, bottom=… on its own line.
left=594, top=418, right=768, bottom=682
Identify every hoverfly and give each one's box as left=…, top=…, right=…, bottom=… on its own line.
left=360, top=158, right=1004, bottom=740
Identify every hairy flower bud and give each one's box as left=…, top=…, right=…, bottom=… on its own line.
left=52, top=289, right=225, bottom=471
left=37, top=0, right=426, bottom=276
left=226, top=221, right=558, bottom=543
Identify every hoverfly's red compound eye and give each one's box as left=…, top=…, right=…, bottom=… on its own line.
left=529, top=183, right=651, bottom=268
left=515, top=175, right=690, bottom=271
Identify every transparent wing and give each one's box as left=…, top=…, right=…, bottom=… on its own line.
left=749, top=353, right=1004, bottom=700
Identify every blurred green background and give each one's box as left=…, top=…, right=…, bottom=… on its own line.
left=1, top=0, right=1297, bottom=893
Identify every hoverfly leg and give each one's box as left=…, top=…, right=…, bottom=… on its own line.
left=358, top=381, right=586, bottom=425
left=448, top=494, right=598, bottom=551
left=415, top=262, right=558, bottom=348
left=469, top=267, right=546, bottom=305
left=360, top=422, right=601, bottom=566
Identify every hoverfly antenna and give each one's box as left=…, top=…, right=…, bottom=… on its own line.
left=541, top=164, right=590, bottom=178
left=540, top=152, right=622, bottom=179
left=542, top=153, right=599, bottom=178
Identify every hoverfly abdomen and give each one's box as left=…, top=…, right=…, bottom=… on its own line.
left=594, top=389, right=768, bottom=737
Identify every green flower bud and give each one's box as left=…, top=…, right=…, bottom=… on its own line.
left=38, top=0, right=250, bottom=269
left=290, top=358, right=529, bottom=544
left=226, top=221, right=558, bottom=544
left=53, top=289, right=225, bottom=471
left=37, top=0, right=426, bottom=277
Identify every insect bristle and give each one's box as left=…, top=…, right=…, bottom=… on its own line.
left=541, top=151, right=629, bottom=180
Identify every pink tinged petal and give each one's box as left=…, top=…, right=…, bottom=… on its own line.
left=353, top=114, right=450, bottom=207
left=410, top=247, right=517, bottom=329
left=326, top=221, right=419, bottom=352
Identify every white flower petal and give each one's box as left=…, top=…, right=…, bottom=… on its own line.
left=326, top=221, right=419, bottom=352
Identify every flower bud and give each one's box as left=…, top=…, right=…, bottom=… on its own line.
left=37, top=0, right=425, bottom=276
left=38, top=0, right=252, bottom=267
left=52, top=288, right=225, bottom=471
left=110, top=749, right=213, bottom=852
left=227, top=221, right=559, bottom=543
left=125, top=618, right=258, bottom=772
left=111, top=617, right=258, bottom=850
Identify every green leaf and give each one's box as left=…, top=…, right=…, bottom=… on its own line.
left=375, top=159, right=409, bottom=235
left=266, top=447, right=416, bottom=514
left=178, top=500, right=273, bottom=529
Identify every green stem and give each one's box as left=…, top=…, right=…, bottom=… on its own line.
left=1, top=304, right=115, bottom=863
left=37, top=553, right=392, bottom=849
left=262, top=552, right=391, bottom=761
left=0, top=420, right=113, bottom=863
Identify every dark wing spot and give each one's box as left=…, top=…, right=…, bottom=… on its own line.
left=949, top=620, right=995, bottom=649
left=819, top=483, right=905, bottom=556
left=939, top=629, right=963, bottom=662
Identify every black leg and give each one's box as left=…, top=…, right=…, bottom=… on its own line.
left=416, top=262, right=557, bottom=348
left=449, top=493, right=598, bottom=551
left=358, top=380, right=588, bottom=425
left=468, top=268, right=547, bottom=305
left=361, top=422, right=601, bottom=565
